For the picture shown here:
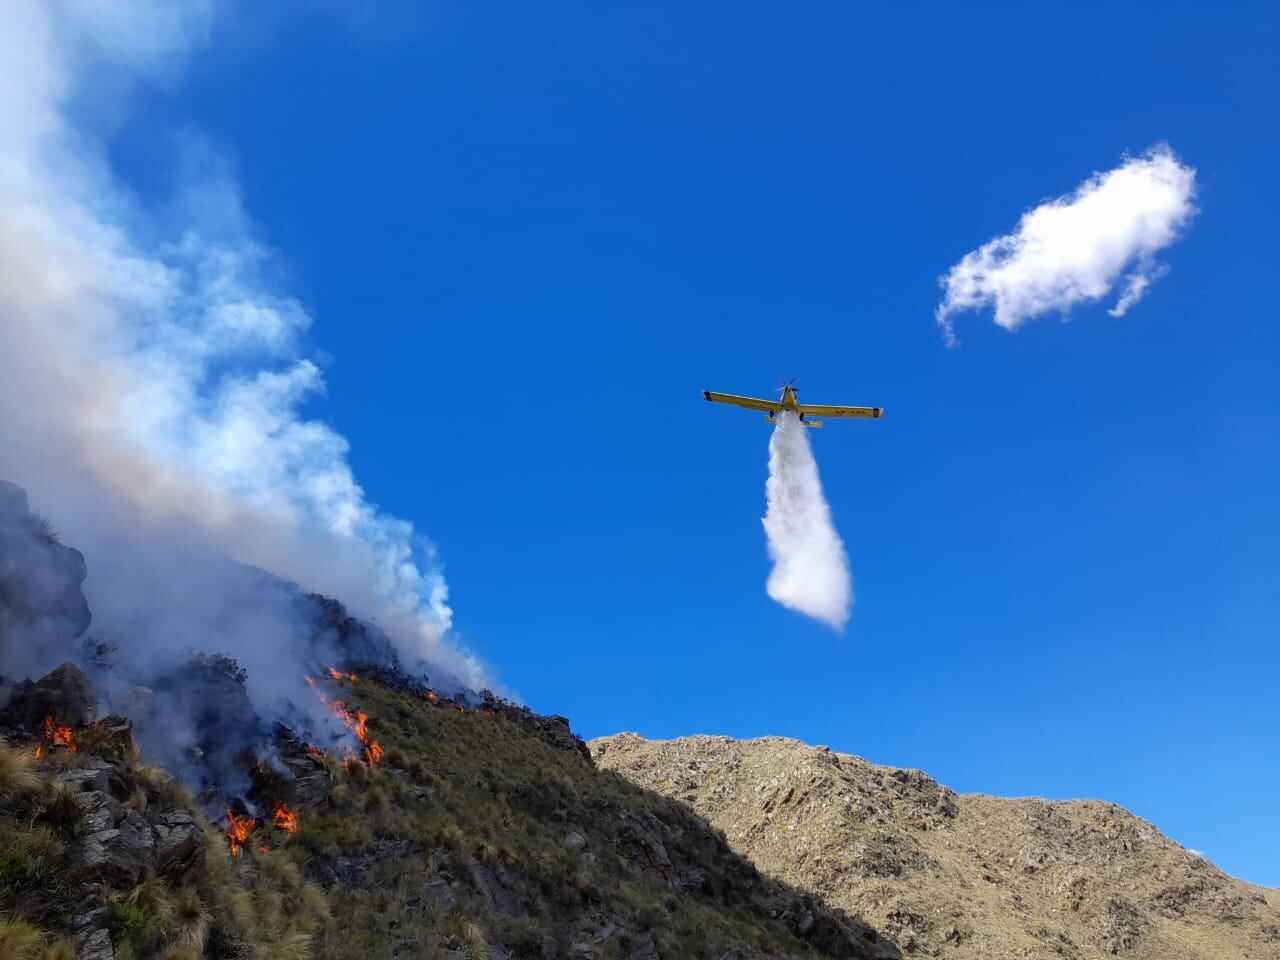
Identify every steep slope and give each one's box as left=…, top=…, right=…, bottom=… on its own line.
left=0, top=676, right=900, bottom=960
left=0, top=479, right=904, bottom=959
left=592, top=734, right=1280, bottom=960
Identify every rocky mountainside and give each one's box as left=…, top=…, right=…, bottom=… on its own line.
left=1, top=481, right=898, bottom=960
left=0, top=666, right=902, bottom=960
left=592, top=734, right=1280, bottom=960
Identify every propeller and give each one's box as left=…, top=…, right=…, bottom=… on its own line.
left=776, top=376, right=798, bottom=395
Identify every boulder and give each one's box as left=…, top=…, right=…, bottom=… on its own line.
left=54, top=758, right=117, bottom=797
left=69, top=789, right=156, bottom=885
left=153, top=809, right=206, bottom=886
left=15, top=662, right=97, bottom=731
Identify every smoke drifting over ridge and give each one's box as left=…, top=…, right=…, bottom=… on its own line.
left=0, top=0, right=483, bottom=697
left=762, top=413, right=852, bottom=629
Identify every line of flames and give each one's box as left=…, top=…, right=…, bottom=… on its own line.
left=304, top=674, right=384, bottom=768
left=224, top=802, right=300, bottom=855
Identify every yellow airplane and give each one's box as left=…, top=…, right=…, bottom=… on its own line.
left=702, top=380, right=883, bottom=428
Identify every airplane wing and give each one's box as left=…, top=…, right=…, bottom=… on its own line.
left=703, top=391, right=778, bottom=413
left=796, top=404, right=884, bottom=419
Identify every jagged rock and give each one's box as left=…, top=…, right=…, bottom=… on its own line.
left=0, top=482, right=93, bottom=659
left=153, top=809, right=206, bottom=885
left=54, top=757, right=118, bottom=797
left=13, top=662, right=97, bottom=731
left=563, top=831, right=587, bottom=852
left=75, top=928, right=116, bottom=960
left=271, top=752, right=333, bottom=807
left=69, top=789, right=156, bottom=884
left=482, top=693, right=592, bottom=764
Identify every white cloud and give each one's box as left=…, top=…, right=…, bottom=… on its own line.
left=936, top=145, right=1197, bottom=343
left=0, top=1, right=485, bottom=687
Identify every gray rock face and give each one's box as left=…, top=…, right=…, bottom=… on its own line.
left=75, top=928, right=116, bottom=960
left=54, top=757, right=118, bottom=796
left=36, top=734, right=205, bottom=936
left=68, top=788, right=156, bottom=885
left=0, top=482, right=92, bottom=667
left=563, top=831, right=587, bottom=853
left=153, top=809, right=207, bottom=886
left=272, top=751, right=333, bottom=807
left=11, top=662, right=97, bottom=731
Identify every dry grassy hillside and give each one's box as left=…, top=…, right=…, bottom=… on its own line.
left=592, top=734, right=1280, bottom=960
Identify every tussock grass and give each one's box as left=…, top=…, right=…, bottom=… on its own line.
left=0, top=743, right=41, bottom=802
left=0, top=916, right=44, bottom=959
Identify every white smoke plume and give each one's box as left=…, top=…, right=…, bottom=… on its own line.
left=762, top=413, right=852, bottom=629
left=0, top=0, right=486, bottom=696
left=936, top=145, right=1197, bottom=343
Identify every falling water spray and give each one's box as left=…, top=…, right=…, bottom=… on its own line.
left=762, top=412, right=852, bottom=628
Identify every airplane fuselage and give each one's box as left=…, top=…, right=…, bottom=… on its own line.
left=703, top=383, right=882, bottom=428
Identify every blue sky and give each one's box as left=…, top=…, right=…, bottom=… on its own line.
left=101, top=3, right=1277, bottom=884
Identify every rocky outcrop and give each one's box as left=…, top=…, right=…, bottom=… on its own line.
left=53, top=753, right=207, bottom=889
left=5, top=661, right=98, bottom=732
left=153, top=809, right=207, bottom=885
left=592, top=734, right=1280, bottom=960
left=0, top=482, right=92, bottom=667
left=482, top=693, right=593, bottom=764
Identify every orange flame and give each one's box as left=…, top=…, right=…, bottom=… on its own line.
left=272, top=802, right=299, bottom=836
left=425, top=690, right=438, bottom=703
left=42, top=715, right=76, bottom=754
left=304, top=676, right=382, bottom=767
left=225, top=809, right=255, bottom=856
left=325, top=665, right=359, bottom=682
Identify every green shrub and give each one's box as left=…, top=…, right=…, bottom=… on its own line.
left=0, top=825, right=62, bottom=894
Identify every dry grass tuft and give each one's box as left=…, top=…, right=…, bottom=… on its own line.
left=0, top=744, right=42, bottom=802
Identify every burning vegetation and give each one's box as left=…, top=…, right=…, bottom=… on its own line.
left=34, top=713, right=76, bottom=759
left=303, top=673, right=385, bottom=768
left=273, top=801, right=300, bottom=836
left=224, top=808, right=255, bottom=857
